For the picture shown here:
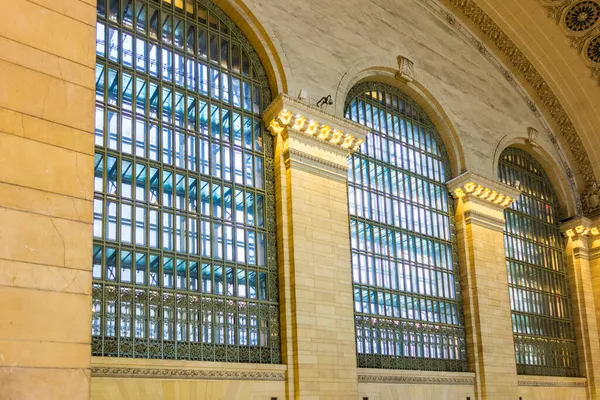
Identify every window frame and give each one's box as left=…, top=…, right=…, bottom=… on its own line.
left=499, top=147, right=579, bottom=377
left=92, top=0, right=280, bottom=364
left=345, top=81, right=467, bottom=372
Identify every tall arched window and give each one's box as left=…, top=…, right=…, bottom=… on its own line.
left=345, top=82, right=466, bottom=371
left=499, top=148, right=578, bottom=376
left=92, top=0, right=280, bottom=363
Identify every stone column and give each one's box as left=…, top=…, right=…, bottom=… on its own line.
left=0, top=1, right=96, bottom=399
left=590, top=219, right=600, bottom=350
left=448, top=172, right=521, bottom=400
left=263, top=94, right=367, bottom=400
left=563, top=218, right=600, bottom=399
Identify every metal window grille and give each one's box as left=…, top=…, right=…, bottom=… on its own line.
left=499, top=148, right=579, bottom=377
left=345, top=82, right=467, bottom=372
left=92, top=0, right=280, bottom=363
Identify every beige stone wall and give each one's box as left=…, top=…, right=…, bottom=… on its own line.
left=92, top=378, right=285, bottom=400
left=0, top=0, right=96, bottom=399
left=358, top=383, right=474, bottom=400
left=562, top=225, right=600, bottom=399
left=590, top=225, right=600, bottom=350
left=516, top=387, right=587, bottom=400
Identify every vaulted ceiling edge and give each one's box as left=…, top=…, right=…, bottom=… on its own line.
left=435, top=0, right=600, bottom=216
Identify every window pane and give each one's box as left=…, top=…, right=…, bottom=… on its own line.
left=346, top=82, right=466, bottom=372
left=93, top=0, right=278, bottom=364
left=499, top=148, right=579, bottom=377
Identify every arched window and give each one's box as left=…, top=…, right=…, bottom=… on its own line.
left=92, top=0, right=280, bottom=363
left=499, top=148, right=578, bottom=376
left=345, top=82, right=466, bottom=371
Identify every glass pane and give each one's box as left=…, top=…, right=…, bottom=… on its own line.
left=346, top=82, right=466, bottom=372
left=93, top=0, right=277, bottom=364
left=499, top=148, right=579, bottom=377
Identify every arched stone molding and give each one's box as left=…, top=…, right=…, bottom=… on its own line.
left=335, top=60, right=466, bottom=179
left=212, top=0, right=288, bottom=96
left=423, top=0, right=595, bottom=215
left=494, top=136, right=578, bottom=219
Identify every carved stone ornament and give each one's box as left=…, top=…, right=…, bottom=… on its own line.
left=540, top=0, right=600, bottom=71
left=565, top=1, right=600, bottom=32
left=395, top=55, right=415, bottom=82
left=91, top=366, right=286, bottom=381
left=561, top=216, right=600, bottom=238
left=263, top=93, right=367, bottom=154
left=526, top=127, right=539, bottom=147
left=442, top=0, right=597, bottom=216
left=587, top=34, right=600, bottom=62
left=583, top=181, right=600, bottom=213
left=447, top=171, right=521, bottom=209
left=593, top=65, right=600, bottom=84
left=358, top=374, right=475, bottom=385
left=518, top=379, right=587, bottom=387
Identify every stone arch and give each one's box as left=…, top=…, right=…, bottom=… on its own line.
left=212, top=0, right=288, bottom=96
left=336, top=60, right=466, bottom=178
left=494, top=136, right=578, bottom=219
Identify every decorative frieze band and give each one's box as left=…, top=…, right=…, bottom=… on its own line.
left=463, top=210, right=506, bottom=232
left=518, top=379, right=586, bottom=388
left=358, top=374, right=475, bottom=386
left=281, top=147, right=349, bottom=181
left=91, top=366, right=286, bottom=381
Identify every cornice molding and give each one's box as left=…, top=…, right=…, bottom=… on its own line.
left=282, top=147, right=348, bottom=181
left=590, top=245, right=600, bottom=260
left=463, top=209, right=506, bottom=232
left=91, top=366, right=286, bottom=381
left=447, top=171, right=521, bottom=209
left=286, top=148, right=348, bottom=173
left=561, top=216, right=600, bottom=238
left=429, top=0, right=598, bottom=216
left=517, top=379, right=586, bottom=388
left=264, top=94, right=368, bottom=154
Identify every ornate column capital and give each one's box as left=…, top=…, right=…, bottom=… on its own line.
left=263, top=94, right=368, bottom=180
left=561, top=217, right=600, bottom=239
left=447, top=171, right=521, bottom=209
left=562, top=217, right=600, bottom=259
left=263, top=93, right=367, bottom=153
left=447, top=172, right=521, bottom=231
